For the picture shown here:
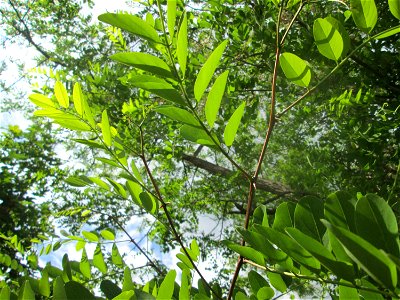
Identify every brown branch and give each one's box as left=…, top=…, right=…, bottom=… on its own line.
left=181, top=154, right=292, bottom=195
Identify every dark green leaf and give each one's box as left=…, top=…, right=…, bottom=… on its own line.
left=272, top=202, right=295, bottom=232
left=350, top=0, right=377, bottom=33
left=111, top=52, right=174, bottom=78
left=65, top=281, right=96, bottom=300
left=62, top=254, right=72, bottom=282
left=355, top=194, right=399, bottom=257
left=285, top=227, right=355, bottom=281
left=73, top=139, right=106, bottom=150
left=0, top=286, right=10, bottom=300
left=100, top=280, right=122, bottom=299
left=53, top=277, right=67, bottom=300
left=127, top=75, right=185, bottom=105
left=252, top=205, right=269, bottom=227
left=248, top=270, right=269, bottom=294
left=139, top=192, right=158, bottom=214
left=324, top=191, right=357, bottom=231
left=266, top=272, right=287, bottom=293
left=224, top=101, right=245, bottom=147
left=19, top=281, right=35, bottom=300
left=122, top=267, right=135, bottom=292
left=194, top=40, right=228, bottom=101
left=112, top=243, right=124, bottom=268
left=256, top=287, right=274, bottom=300
left=154, top=105, right=200, bottom=126
left=157, top=270, right=176, bottom=300
left=98, top=13, right=161, bottom=43
left=294, top=196, right=325, bottom=242
left=279, top=53, right=311, bottom=87
left=322, top=220, right=397, bottom=289
left=358, top=279, right=384, bottom=300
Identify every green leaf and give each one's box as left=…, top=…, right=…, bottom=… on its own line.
left=73, top=139, right=106, bottom=150
left=154, top=105, right=200, bottom=127
left=111, top=52, right=174, bottom=78
left=167, top=0, right=177, bottom=39
left=73, top=82, right=84, bottom=117
left=93, top=244, right=108, bottom=274
left=80, top=248, right=91, bottom=279
left=101, top=229, right=115, bottom=240
left=122, top=267, right=135, bottom=292
left=339, top=282, right=359, bottom=300
left=285, top=227, right=355, bottom=282
left=89, top=177, right=110, bottom=191
left=96, top=157, right=121, bottom=168
left=113, top=290, right=135, bottom=299
left=62, top=254, right=72, bottom=282
left=194, top=40, right=228, bottom=101
left=53, top=277, right=67, bottom=300
left=112, top=243, right=124, bottom=268
left=82, top=231, right=99, bottom=242
left=224, top=102, right=245, bottom=147
left=254, top=226, right=320, bottom=271
left=252, top=205, right=269, bottom=228
left=65, top=281, right=96, bottom=300
left=54, top=119, right=91, bottom=131
left=39, top=270, right=50, bottom=297
left=279, top=53, right=311, bottom=87
left=389, top=0, right=400, bottom=19
left=266, top=272, right=287, bottom=293
left=223, top=241, right=265, bottom=266
left=65, top=176, right=91, bottom=187
left=256, top=286, right=274, bottom=300
left=82, top=94, right=95, bottom=127
left=157, top=270, right=176, bottom=300
left=177, top=13, right=188, bottom=76
left=127, top=75, right=185, bottom=105
left=350, top=0, right=378, bottom=33
left=139, top=192, right=158, bottom=214
left=180, top=125, right=218, bottom=146
left=20, top=280, right=35, bottom=300
left=325, top=17, right=351, bottom=58
left=101, top=110, right=112, bottom=147
left=358, top=279, right=384, bottom=300
left=130, top=160, right=144, bottom=183
left=179, top=269, right=190, bottom=300
left=0, top=286, right=10, bottom=300
left=106, top=178, right=128, bottom=198
left=205, top=71, right=229, bottom=127
left=248, top=270, right=269, bottom=294
left=191, top=239, right=200, bottom=258
left=272, top=202, right=295, bottom=232
left=294, top=196, right=325, bottom=242
left=100, top=280, right=122, bottom=299
left=54, top=81, right=69, bottom=108
left=98, top=13, right=161, bottom=43
left=313, top=18, right=344, bottom=61
left=322, top=220, right=397, bottom=289
left=29, top=94, right=55, bottom=109
left=126, top=180, right=142, bottom=206
left=355, top=194, right=400, bottom=257
left=374, top=26, right=400, bottom=39
left=324, top=191, right=357, bottom=231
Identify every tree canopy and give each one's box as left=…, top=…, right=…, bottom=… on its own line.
left=0, top=0, right=399, bottom=299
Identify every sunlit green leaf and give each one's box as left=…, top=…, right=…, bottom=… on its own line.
left=101, top=229, right=115, bottom=241
left=223, top=241, right=265, bottom=266
left=324, top=191, right=357, bottom=231
left=154, top=105, right=200, bottom=126
left=98, top=13, right=161, bottom=43
left=112, top=243, right=124, bottom=268
left=355, top=194, right=400, bottom=257
left=313, top=18, right=344, bottom=61
left=322, top=220, right=397, bottom=289
left=0, top=286, right=10, bottom=300
left=389, top=0, right=400, bottom=19
left=73, top=82, right=84, bottom=117
left=127, top=75, right=186, bottom=105
left=65, top=176, right=91, bottom=187
left=29, top=94, right=55, bottom=109
left=167, top=0, right=177, bottom=39
left=106, top=178, right=128, bottom=198
left=205, top=71, right=229, bottom=127
left=224, top=101, right=245, bottom=147
left=339, top=282, right=359, bottom=300
left=279, top=53, right=311, bottom=87
left=374, top=26, right=400, bottom=39
left=194, top=40, right=228, bottom=101
left=179, top=269, right=190, bottom=300
left=180, top=125, right=218, bottom=146
left=53, top=277, right=67, bottom=300
left=101, top=110, right=112, bottom=147
left=126, top=180, right=142, bottom=206
left=272, top=202, right=295, bottom=232
left=19, top=280, right=35, bottom=300
left=350, top=0, right=377, bottom=33
left=111, top=52, right=174, bottom=78
left=39, top=269, right=50, bottom=297
left=257, top=286, right=274, bottom=300
left=157, top=270, right=176, bottom=300
left=139, top=192, right=158, bottom=214
left=177, top=13, right=188, bottom=76
left=93, top=244, right=108, bottom=274
left=122, top=267, right=135, bottom=292
left=80, top=248, right=91, bottom=279
left=267, top=272, right=287, bottom=293
left=82, top=231, right=99, bottom=242
left=54, top=81, right=69, bottom=108
left=89, top=177, right=110, bottom=191
left=113, top=290, right=136, bottom=299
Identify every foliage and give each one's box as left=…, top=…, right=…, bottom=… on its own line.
left=1, top=0, right=400, bottom=299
